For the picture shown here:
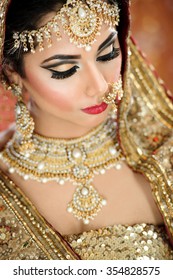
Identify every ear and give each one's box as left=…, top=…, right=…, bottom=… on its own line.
left=3, top=64, right=23, bottom=88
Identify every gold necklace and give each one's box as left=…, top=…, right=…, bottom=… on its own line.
left=0, top=116, right=124, bottom=224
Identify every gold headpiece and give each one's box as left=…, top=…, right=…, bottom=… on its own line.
left=12, top=0, right=120, bottom=53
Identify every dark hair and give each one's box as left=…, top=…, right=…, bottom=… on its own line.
left=3, top=0, right=130, bottom=78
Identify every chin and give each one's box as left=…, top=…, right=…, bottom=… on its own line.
left=79, top=109, right=109, bottom=129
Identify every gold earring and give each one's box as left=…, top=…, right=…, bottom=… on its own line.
left=11, top=84, right=35, bottom=155
left=102, top=77, right=123, bottom=113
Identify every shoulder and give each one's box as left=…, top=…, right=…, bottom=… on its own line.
left=137, top=135, right=173, bottom=244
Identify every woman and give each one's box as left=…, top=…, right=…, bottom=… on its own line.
left=0, top=0, right=173, bottom=260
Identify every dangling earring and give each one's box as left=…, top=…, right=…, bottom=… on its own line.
left=11, top=84, right=35, bottom=155
left=102, top=76, right=123, bottom=113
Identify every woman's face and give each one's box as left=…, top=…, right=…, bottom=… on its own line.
left=20, top=18, right=122, bottom=134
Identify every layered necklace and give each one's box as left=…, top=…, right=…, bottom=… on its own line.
left=0, top=115, right=124, bottom=224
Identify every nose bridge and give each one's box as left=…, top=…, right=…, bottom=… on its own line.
left=85, top=62, right=108, bottom=97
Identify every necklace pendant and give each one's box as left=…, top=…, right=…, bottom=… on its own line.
left=67, top=184, right=107, bottom=224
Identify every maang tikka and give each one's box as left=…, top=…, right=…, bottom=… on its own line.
left=12, top=0, right=120, bottom=53
left=102, top=76, right=124, bottom=113
left=11, top=84, right=35, bottom=155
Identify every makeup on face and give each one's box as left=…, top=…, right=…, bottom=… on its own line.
left=40, top=31, right=120, bottom=81
left=21, top=26, right=122, bottom=137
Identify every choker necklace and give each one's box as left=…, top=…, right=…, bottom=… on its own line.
left=0, top=116, right=124, bottom=224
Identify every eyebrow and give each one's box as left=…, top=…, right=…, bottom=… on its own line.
left=42, top=54, right=81, bottom=64
left=41, top=31, right=117, bottom=64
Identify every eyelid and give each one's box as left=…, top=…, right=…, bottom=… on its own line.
left=96, top=47, right=120, bottom=62
left=50, top=65, right=79, bottom=80
left=97, top=32, right=117, bottom=56
left=98, top=42, right=114, bottom=56
left=50, top=65, right=79, bottom=74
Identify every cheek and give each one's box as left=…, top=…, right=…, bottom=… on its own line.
left=24, top=68, right=76, bottom=111
left=102, top=54, right=122, bottom=83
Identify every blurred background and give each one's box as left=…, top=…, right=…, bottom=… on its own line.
left=131, top=0, right=173, bottom=93
left=0, top=0, right=173, bottom=131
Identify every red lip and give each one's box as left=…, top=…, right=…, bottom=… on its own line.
left=81, top=102, right=108, bottom=115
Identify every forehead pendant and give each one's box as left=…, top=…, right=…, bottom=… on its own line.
left=61, top=1, right=101, bottom=51
left=12, top=0, right=120, bottom=53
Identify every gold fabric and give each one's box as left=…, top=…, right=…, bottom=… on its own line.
left=0, top=195, right=47, bottom=260
left=64, top=224, right=173, bottom=260
left=0, top=171, right=79, bottom=260
left=118, top=38, right=173, bottom=242
left=0, top=171, right=173, bottom=260
left=0, top=39, right=173, bottom=259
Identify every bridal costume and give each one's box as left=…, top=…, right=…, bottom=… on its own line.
left=0, top=0, right=173, bottom=260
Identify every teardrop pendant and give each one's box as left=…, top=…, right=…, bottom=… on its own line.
left=67, top=184, right=106, bottom=224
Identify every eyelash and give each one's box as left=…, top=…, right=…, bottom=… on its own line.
left=50, top=47, right=120, bottom=80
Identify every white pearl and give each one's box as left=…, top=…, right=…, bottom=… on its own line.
left=100, top=169, right=106, bottom=175
left=81, top=187, right=89, bottom=196
left=24, top=153, right=30, bottom=158
left=67, top=206, right=73, bottom=213
left=0, top=153, right=2, bottom=159
left=9, top=167, right=15, bottom=174
left=72, top=148, right=82, bottom=159
left=85, top=45, right=91, bottom=52
left=53, top=24, right=59, bottom=32
left=78, top=7, right=86, bottom=19
left=42, top=178, right=48, bottom=183
left=16, top=105, right=21, bottom=115
left=102, top=199, right=107, bottom=206
left=163, top=158, right=169, bottom=164
left=59, top=179, right=65, bottom=185
left=38, top=162, right=45, bottom=170
left=24, top=175, right=29, bottom=181
left=83, top=219, right=89, bottom=225
left=115, top=163, right=122, bottom=170
left=109, top=146, right=117, bottom=156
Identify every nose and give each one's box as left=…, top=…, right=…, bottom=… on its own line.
left=85, top=63, right=108, bottom=98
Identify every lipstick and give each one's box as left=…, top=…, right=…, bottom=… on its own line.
left=81, top=102, right=108, bottom=115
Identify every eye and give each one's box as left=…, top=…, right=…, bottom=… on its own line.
left=96, top=47, right=120, bottom=62
left=50, top=65, right=79, bottom=80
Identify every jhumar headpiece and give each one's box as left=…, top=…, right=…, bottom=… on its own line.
left=12, top=0, right=120, bottom=53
